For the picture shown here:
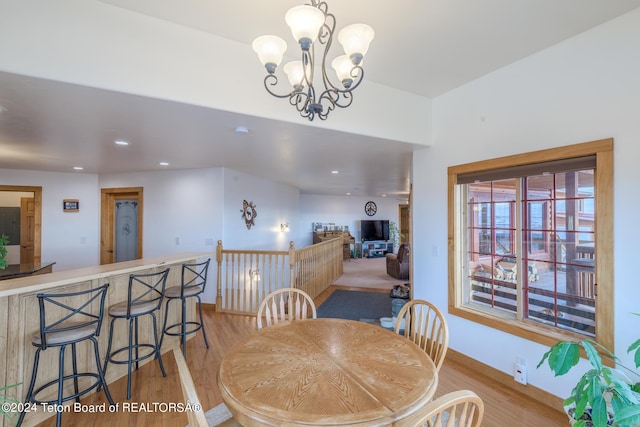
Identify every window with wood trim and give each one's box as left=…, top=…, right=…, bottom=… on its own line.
left=448, top=139, right=613, bottom=349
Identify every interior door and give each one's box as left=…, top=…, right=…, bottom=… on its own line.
left=0, top=186, right=41, bottom=264
left=20, top=197, right=35, bottom=263
left=100, top=187, right=143, bottom=265
left=114, top=199, right=139, bottom=262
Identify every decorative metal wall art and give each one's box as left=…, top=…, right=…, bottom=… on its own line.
left=364, top=201, right=377, bottom=216
left=241, top=200, right=258, bottom=230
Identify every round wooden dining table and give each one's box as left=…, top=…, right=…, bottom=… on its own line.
left=217, top=318, right=438, bottom=426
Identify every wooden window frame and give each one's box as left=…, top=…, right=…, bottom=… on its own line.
left=448, top=139, right=614, bottom=350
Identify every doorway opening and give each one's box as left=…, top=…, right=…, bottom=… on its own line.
left=0, top=185, right=41, bottom=264
left=399, top=204, right=410, bottom=245
left=100, top=187, right=143, bottom=265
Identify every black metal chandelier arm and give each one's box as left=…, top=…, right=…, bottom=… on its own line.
left=345, top=64, right=365, bottom=91
left=262, top=74, right=296, bottom=99
left=289, top=92, right=310, bottom=112
left=301, top=48, right=315, bottom=89
left=316, top=65, right=364, bottom=111
left=317, top=87, right=354, bottom=112
left=317, top=5, right=335, bottom=46
left=316, top=95, right=338, bottom=120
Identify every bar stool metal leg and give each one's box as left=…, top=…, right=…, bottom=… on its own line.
left=102, top=269, right=170, bottom=400
left=17, top=283, right=113, bottom=427
left=160, top=259, right=211, bottom=358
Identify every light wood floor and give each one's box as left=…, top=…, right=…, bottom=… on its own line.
left=33, top=286, right=567, bottom=427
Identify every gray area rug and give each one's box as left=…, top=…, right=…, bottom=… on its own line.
left=317, top=290, right=393, bottom=321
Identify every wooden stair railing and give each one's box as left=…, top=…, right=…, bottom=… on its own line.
left=214, top=239, right=343, bottom=314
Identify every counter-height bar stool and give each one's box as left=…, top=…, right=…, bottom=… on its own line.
left=102, top=268, right=169, bottom=399
left=160, top=258, right=211, bottom=358
left=17, top=283, right=114, bottom=427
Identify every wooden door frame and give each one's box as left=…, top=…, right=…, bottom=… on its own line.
left=20, top=197, right=35, bottom=263
left=399, top=204, right=410, bottom=245
left=100, top=187, right=144, bottom=265
left=0, top=185, right=41, bottom=264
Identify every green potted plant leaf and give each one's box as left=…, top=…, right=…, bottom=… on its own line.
left=389, top=221, right=400, bottom=252
left=538, top=319, right=640, bottom=427
left=0, top=234, right=9, bottom=270
left=1, top=382, right=21, bottom=426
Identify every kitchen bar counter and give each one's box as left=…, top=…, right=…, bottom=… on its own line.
left=0, top=261, right=55, bottom=281
left=0, top=252, right=211, bottom=427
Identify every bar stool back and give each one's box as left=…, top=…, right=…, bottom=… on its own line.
left=160, top=258, right=211, bottom=358
left=17, top=283, right=114, bottom=427
left=102, top=268, right=169, bottom=399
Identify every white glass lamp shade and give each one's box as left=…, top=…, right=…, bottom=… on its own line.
left=338, top=23, right=375, bottom=63
left=331, top=55, right=357, bottom=86
left=252, top=35, right=287, bottom=70
left=285, top=5, right=325, bottom=45
left=283, top=61, right=305, bottom=89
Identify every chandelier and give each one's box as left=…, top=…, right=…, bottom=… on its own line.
left=252, top=1, right=374, bottom=121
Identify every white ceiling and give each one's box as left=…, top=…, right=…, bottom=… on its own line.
left=1, top=0, right=639, bottom=199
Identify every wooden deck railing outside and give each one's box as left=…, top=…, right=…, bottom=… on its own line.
left=214, top=238, right=343, bottom=314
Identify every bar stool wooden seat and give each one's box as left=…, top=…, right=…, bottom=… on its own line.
left=102, top=268, right=169, bottom=399
left=160, top=259, right=211, bottom=358
left=17, top=283, right=114, bottom=427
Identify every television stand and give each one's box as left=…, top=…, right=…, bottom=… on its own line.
left=363, top=241, right=393, bottom=258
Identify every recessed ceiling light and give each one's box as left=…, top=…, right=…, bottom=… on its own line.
left=73, top=166, right=84, bottom=170
left=346, top=192, right=351, bottom=196
left=159, top=162, right=169, bottom=166
left=234, top=125, right=249, bottom=134
left=381, top=194, right=387, bottom=197
left=114, top=140, right=129, bottom=146
left=331, top=170, right=339, bottom=174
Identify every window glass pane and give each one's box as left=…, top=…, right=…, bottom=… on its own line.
left=452, top=142, right=610, bottom=347
left=555, top=170, right=594, bottom=199
left=526, top=175, right=554, bottom=200
left=465, top=179, right=517, bottom=317
left=463, top=167, right=596, bottom=336
left=523, top=230, right=556, bottom=260
left=492, top=179, right=517, bottom=202
left=526, top=258, right=595, bottom=336
left=495, top=229, right=514, bottom=255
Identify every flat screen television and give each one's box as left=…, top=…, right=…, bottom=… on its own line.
left=360, top=220, right=389, bottom=241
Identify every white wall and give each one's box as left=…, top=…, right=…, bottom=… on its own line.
left=1, top=167, right=303, bottom=303
left=100, top=168, right=223, bottom=303
left=223, top=169, right=300, bottom=252
left=0, top=0, right=431, bottom=146
left=412, top=8, right=640, bottom=399
left=0, top=169, right=100, bottom=270
left=100, top=168, right=224, bottom=256
left=299, top=194, right=402, bottom=246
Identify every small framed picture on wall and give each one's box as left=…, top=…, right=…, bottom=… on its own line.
left=63, top=199, right=79, bottom=212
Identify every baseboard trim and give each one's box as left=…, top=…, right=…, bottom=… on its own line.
left=446, top=348, right=564, bottom=411
left=202, top=302, right=216, bottom=311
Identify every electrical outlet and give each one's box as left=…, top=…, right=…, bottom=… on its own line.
left=514, top=361, right=527, bottom=385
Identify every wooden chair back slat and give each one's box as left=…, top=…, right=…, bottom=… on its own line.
left=257, top=288, right=317, bottom=329
left=395, top=299, right=449, bottom=371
